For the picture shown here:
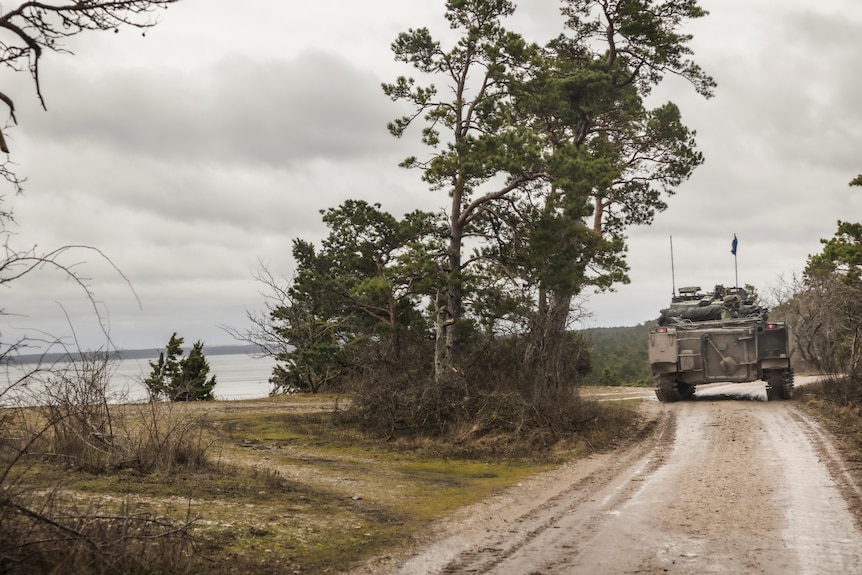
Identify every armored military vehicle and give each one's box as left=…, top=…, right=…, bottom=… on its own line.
left=648, top=285, right=793, bottom=402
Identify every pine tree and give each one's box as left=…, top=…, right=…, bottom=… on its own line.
left=144, top=334, right=216, bottom=401
left=143, top=333, right=184, bottom=401
left=174, top=342, right=216, bottom=401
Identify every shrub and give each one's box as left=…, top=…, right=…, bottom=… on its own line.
left=346, top=334, right=636, bottom=456
left=144, top=334, right=216, bottom=402
left=0, top=353, right=209, bottom=575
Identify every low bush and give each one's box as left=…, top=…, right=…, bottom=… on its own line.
left=0, top=491, right=199, bottom=575
left=0, top=355, right=211, bottom=575
left=346, top=336, right=638, bottom=457
left=797, top=373, right=862, bottom=408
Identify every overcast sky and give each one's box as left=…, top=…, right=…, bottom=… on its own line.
left=1, top=0, right=860, bottom=352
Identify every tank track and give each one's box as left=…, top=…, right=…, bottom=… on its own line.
left=654, top=375, right=695, bottom=403
left=765, top=368, right=795, bottom=401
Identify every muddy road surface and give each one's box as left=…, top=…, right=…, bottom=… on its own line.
left=374, top=382, right=862, bottom=574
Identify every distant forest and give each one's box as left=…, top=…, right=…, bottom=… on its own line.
left=582, top=323, right=656, bottom=386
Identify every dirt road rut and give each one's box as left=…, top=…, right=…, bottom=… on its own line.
left=378, top=392, right=862, bottom=574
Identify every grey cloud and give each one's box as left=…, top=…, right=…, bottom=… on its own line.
left=15, top=132, right=420, bottom=245
left=703, top=9, right=862, bottom=175
left=23, top=50, right=401, bottom=168
left=5, top=0, right=862, bottom=348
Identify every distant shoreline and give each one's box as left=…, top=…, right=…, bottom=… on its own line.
left=8, top=344, right=265, bottom=365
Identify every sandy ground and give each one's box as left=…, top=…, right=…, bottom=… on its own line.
left=359, top=379, right=862, bottom=574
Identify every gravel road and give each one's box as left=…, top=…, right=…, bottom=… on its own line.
left=372, top=380, right=862, bottom=574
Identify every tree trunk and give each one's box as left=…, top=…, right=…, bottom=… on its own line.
left=525, top=289, right=573, bottom=397
left=523, top=286, right=548, bottom=380
left=443, top=229, right=463, bottom=376
left=545, top=291, right=573, bottom=391
left=433, top=293, right=446, bottom=386
left=436, top=195, right=465, bottom=383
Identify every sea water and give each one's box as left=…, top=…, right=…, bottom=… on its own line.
left=1, top=353, right=277, bottom=405
left=111, top=353, right=278, bottom=401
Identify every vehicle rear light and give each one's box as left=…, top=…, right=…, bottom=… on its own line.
left=656, top=327, right=667, bottom=333
left=767, top=323, right=776, bottom=329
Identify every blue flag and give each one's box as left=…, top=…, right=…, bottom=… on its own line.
left=731, top=234, right=738, bottom=256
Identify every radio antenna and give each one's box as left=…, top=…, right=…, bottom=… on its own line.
left=670, top=235, right=676, bottom=297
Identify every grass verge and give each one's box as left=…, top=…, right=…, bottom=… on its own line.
left=2, top=393, right=643, bottom=574
left=795, top=378, right=862, bottom=458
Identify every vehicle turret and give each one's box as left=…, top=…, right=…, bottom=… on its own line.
left=658, top=285, right=767, bottom=326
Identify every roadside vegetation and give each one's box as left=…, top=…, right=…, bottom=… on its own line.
left=773, top=199, right=862, bottom=476
left=229, top=0, right=712, bottom=433
left=0, top=384, right=644, bottom=574
left=794, top=373, right=862, bottom=512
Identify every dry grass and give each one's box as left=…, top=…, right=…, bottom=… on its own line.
left=1, top=392, right=643, bottom=574
left=795, top=376, right=862, bottom=454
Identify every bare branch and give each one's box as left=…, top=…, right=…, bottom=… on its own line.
left=0, top=0, right=179, bottom=152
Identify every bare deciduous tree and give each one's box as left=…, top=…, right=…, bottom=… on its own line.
left=0, top=0, right=170, bottom=350
left=0, top=0, right=179, bottom=156
left=221, top=261, right=295, bottom=362
left=0, top=4, right=186, bottom=570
